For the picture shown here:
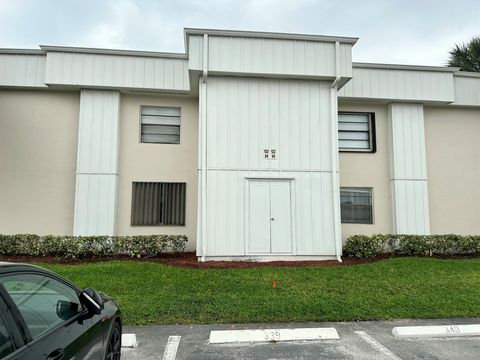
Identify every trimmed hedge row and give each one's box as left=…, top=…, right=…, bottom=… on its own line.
left=343, top=234, right=480, bottom=258
left=0, top=234, right=188, bottom=259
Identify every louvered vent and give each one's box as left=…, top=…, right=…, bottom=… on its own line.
left=131, top=182, right=186, bottom=225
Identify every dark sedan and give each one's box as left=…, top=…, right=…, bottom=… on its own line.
left=0, top=262, right=122, bottom=359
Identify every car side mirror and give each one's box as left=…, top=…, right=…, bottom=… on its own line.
left=80, top=288, right=104, bottom=315
left=56, top=300, right=80, bottom=320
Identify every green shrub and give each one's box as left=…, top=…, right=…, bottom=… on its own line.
left=343, top=233, right=480, bottom=258
left=0, top=234, right=188, bottom=259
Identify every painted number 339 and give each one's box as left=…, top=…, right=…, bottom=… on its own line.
left=264, top=331, right=281, bottom=341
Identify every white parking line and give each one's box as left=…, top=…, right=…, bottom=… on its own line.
left=162, top=335, right=181, bottom=360
left=355, top=331, right=402, bottom=360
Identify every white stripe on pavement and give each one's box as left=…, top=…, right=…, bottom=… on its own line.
left=209, top=327, right=339, bottom=344
left=392, top=324, right=480, bottom=338
left=162, top=336, right=181, bottom=360
left=355, top=331, right=402, bottom=360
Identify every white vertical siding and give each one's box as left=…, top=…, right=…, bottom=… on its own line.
left=202, top=77, right=337, bottom=257
left=188, top=35, right=204, bottom=70
left=388, top=103, right=430, bottom=234
left=74, top=90, right=120, bottom=236
left=453, top=75, right=480, bottom=106
left=339, top=67, right=455, bottom=103
left=0, top=54, right=46, bottom=87
left=45, top=52, right=190, bottom=91
left=188, top=35, right=352, bottom=78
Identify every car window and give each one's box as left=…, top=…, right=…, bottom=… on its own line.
left=0, top=313, right=15, bottom=358
left=1, top=273, right=82, bottom=339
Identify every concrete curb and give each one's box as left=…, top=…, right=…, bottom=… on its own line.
left=392, top=324, right=480, bottom=338
left=122, top=333, right=139, bottom=348
left=209, top=327, right=339, bottom=344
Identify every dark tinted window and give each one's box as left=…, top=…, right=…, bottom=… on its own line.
left=0, top=314, right=15, bottom=358
left=131, top=182, right=186, bottom=225
left=1, top=274, right=82, bottom=339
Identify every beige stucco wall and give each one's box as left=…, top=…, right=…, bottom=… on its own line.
left=338, top=102, right=393, bottom=241
left=425, top=106, right=480, bottom=234
left=0, top=90, right=79, bottom=235
left=116, top=94, right=199, bottom=250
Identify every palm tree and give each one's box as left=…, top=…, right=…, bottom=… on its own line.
left=448, top=37, right=480, bottom=72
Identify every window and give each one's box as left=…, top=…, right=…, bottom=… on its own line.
left=0, top=314, right=15, bottom=358
left=131, top=182, right=186, bottom=226
left=338, top=112, right=375, bottom=152
left=1, top=274, right=82, bottom=339
left=141, top=106, right=180, bottom=144
left=340, top=187, right=373, bottom=224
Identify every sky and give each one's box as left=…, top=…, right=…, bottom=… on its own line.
left=0, top=0, right=479, bottom=66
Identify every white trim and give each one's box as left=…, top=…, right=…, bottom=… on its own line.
left=82, top=292, right=101, bottom=310
left=185, top=28, right=358, bottom=44
left=353, top=62, right=459, bottom=72
left=40, top=45, right=187, bottom=59
left=199, top=255, right=337, bottom=262
left=454, top=71, right=480, bottom=78
left=0, top=48, right=45, bottom=54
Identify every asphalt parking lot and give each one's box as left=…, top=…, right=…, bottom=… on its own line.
left=122, top=318, right=480, bottom=359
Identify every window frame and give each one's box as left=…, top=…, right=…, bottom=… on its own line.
left=131, top=181, right=187, bottom=226
left=338, top=111, right=376, bottom=153
left=139, top=105, right=181, bottom=145
left=0, top=270, right=87, bottom=347
left=340, top=187, right=374, bottom=224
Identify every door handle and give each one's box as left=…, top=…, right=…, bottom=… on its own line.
left=46, top=349, right=65, bottom=360
left=270, top=217, right=275, bottom=221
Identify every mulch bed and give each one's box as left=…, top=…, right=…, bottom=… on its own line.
left=1, top=252, right=477, bottom=269
left=0, top=252, right=388, bottom=269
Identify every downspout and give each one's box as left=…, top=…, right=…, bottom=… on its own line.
left=331, top=41, right=342, bottom=262
left=200, top=34, right=209, bottom=262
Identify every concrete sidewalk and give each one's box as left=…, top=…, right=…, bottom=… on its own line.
left=122, top=318, right=480, bottom=360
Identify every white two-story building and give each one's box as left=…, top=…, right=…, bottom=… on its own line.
left=1, top=28, right=479, bottom=261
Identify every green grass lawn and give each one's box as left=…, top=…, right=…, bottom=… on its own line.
left=40, top=258, right=480, bottom=325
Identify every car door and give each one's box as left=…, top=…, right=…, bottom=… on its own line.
left=0, top=294, right=24, bottom=360
left=0, top=272, right=104, bottom=360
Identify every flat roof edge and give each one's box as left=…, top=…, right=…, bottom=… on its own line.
left=184, top=28, right=359, bottom=44
left=0, top=48, right=45, bottom=55
left=39, top=45, right=188, bottom=59
left=454, top=71, right=480, bottom=78
left=353, top=62, right=460, bottom=72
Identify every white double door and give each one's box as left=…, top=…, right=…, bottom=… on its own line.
left=248, top=180, right=293, bottom=255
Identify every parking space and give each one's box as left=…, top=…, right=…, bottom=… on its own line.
left=122, top=318, right=480, bottom=359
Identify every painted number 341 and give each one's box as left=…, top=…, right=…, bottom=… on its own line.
left=264, top=331, right=281, bottom=341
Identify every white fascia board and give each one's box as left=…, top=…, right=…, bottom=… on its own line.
left=454, top=71, right=480, bottom=78
left=353, top=62, right=459, bottom=73
left=40, top=45, right=187, bottom=59
left=0, top=48, right=45, bottom=55
left=184, top=27, right=358, bottom=51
